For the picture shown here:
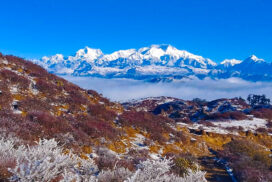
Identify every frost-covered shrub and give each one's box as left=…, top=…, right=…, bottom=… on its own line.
left=172, top=155, right=198, bottom=176
left=95, top=147, right=119, bottom=170
left=98, top=167, right=133, bottom=182
left=97, top=157, right=207, bottom=182
left=125, top=158, right=207, bottom=182
left=0, top=137, right=17, bottom=179
left=0, top=137, right=98, bottom=182
left=0, top=136, right=207, bottom=182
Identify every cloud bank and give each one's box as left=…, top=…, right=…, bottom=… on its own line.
left=62, top=76, right=272, bottom=102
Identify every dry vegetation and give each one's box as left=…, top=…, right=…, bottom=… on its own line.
left=0, top=53, right=210, bottom=181
left=0, top=53, right=272, bottom=181
left=218, top=139, right=272, bottom=182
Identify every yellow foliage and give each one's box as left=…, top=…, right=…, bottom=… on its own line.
left=80, top=153, right=89, bottom=160
left=149, top=144, right=161, bottom=153
left=64, top=105, right=69, bottom=109
left=141, top=130, right=150, bottom=139
left=24, top=69, right=31, bottom=74
left=176, top=125, right=183, bottom=131
left=246, top=133, right=272, bottom=149
left=162, top=133, right=170, bottom=140
left=17, top=68, right=24, bottom=73
left=21, top=111, right=27, bottom=117
left=174, top=157, right=198, bottom=176
left=124, top=127, right=139, bottom=138
left=82, top=146, right=92, bottom=154
left=120, top=136, right=132, bottom=148
left=58, top=104, right=69, bottom=110
left=162, top=144, right=181, bottom=155
left=55, top=104, right=70, bottom=116
left=92, top=139, right=101, bottom=146
left=63, top=149, right=70, bottom=155
left=87, top=95, right=98, bottom=104
left=173, top=141, right=183, bottom=149
left=202, top=134, right=231, bottom=149
left=108, top=141, right=126, bottom=154
left=56, top=110, right=62, bottom=116
left=13, top=94, right=23, bottom=101
left=106, top=104, right=123, bottom=114
left=56, top=80, right=64, bottom=87
left=80, top=105, right=87, bottom=112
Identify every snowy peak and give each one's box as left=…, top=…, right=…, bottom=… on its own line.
left=37, top=44, right=217, bottom=70
left=138, top=44, right=216, bottom=68
left=243, top=55, right=265, bottom=63
left=75, top=46, right=103, bottom=61
left=102, top=49, right=137, bottom=61
left=33, top=45, right=272, bottom=82
left=146, top=45, right=166, bottom=56
left=148, top=44, right=181, bottom=56
left=41, top=54, right=64, bottom=64
left=220, top=59, right=242, bottom=67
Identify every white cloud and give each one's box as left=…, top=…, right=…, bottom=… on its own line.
left=62, top=76, right=272, bottom=102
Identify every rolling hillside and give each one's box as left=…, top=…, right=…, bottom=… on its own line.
left=0, top=53, right=272, bottom=181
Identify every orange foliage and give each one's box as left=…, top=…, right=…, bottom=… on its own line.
left=108, top=141, right=126, bottom=154
left=82, top=146, right=93, bottom=154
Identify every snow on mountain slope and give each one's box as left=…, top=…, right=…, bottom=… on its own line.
left=220, top=59, right=242, bottom=68
left=233, top=56, right=272, bottom=80
left=102, top=49, right=137, bottom=61
left=244, top=55, right=265, bottom=63
left=34, top=44, right=215, bottom=78
left=33, top=45, right=272, bottom=82
left=74, top=46, right=103, bottom=62
left=210, top=55, right=272, bottom=81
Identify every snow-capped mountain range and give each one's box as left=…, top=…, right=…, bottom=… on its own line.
left=33, top=44, right=272, bottom=82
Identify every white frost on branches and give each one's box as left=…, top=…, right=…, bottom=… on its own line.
left=98, top=167, right=133, bottom=182
left=125, top=158, right=207, bottom=182
left=0, top=137, right=98, bottom=182
left=0, top=137, right=207, bottom=182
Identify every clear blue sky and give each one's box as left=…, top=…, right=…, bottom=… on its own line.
left=0, top=0, right=271, bottom=62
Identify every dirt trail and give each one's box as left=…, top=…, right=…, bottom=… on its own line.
left=199, top=153, right=234, bottom=182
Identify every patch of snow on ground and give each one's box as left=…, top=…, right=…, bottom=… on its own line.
left=177, top=117, right=268, bottom=135
left=157, top=98, right=176, bottom=105
left=10, top=86, right=18, bottom=94
left=1, top=59, right=8, bottom=64
left=13, top=110, right=22, bottom=114
left=29, top=79, right=39, bottom=95
left=131, top=134, right=148, bottom=150
left=212, top=118, right=267, bottom=131
left=149, top=153, right=161, bottom=160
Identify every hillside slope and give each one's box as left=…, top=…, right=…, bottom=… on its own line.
left=1, top=53, right=272, bottom=181
left=0, top=53, right=209, bottom=181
